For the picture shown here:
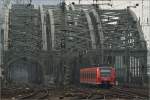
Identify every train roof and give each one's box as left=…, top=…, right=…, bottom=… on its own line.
left=80, top=66, right=114, bottom=70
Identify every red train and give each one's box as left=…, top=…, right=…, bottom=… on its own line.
left=80, top=66, right=116, bottom=87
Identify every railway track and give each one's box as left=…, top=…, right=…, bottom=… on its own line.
left=1, top=87, right=33, bottom=99
left=18, top=88, right=49, bottom=99
left=111, top=87, right=149, bottom=99
left=1, top=86, right=149, bottom=100
left=109, top=87, right=148, bottom=99
left=57, top=86, right=149, bottom=100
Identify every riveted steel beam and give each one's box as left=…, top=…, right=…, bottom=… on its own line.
left=92, top=8, right=104, bottom=64
left=84, top=10, right=96, bottom=49
left=70, top=4, right=75, bottom=11
left=40, top=5, right=47, bottom=51
left=65, top=4, right=69, bottom=11
left=4, top=9, right=9, bottom=51
left=48, top=9, right=55, bottom=50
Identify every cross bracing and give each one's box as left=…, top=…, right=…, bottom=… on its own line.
left=3, top=3, right=148, bottom=86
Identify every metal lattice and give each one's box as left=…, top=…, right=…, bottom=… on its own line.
left=3, top=4, right=148, bottom=86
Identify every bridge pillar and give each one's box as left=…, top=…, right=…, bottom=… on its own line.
left=40, top=5, right=47, bottom=51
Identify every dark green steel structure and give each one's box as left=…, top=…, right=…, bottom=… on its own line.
left=3, top=3, right=147, bottom=86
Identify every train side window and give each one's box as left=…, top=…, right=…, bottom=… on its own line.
left=87, top=72, right=88, bottom=79
left=90, top=72, right=92, bottom=80
left=85, top=72, right=86, bottom=80
left=89, top=72, right=91, bottom=80
left=82, top=72, right=84, bottom=79
left=89, top=72, right=90, bottom=79
left=87, top=72, right=89, bottom=79
left=93, top=73, right=95, bottom=79
left=94, top=72, right=96, bottom=79
left=88, top=72, right=90, bottom=79
left=86, top=72, right=88, bottom=79
left=82, top=72, right=84, bottom=78
left=92, top=72, right=94, bottom=79
left=87, top=72, right=88, bottom=80
left=86, top=72, right=87, bottom=79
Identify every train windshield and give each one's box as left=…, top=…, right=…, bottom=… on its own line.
left=100, top=68, right=111, bottom=77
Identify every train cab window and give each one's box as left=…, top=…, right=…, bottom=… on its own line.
left=100, top=68, right=111, bottom=77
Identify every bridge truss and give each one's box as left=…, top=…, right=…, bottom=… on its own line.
left=3, top=3, right=148, bottom=86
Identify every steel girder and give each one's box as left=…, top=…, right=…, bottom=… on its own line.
left=4, top=4, right=148, bottom=86
left=43, top=4, right=147, bottom=86
left=44, top=4, right=94, bottom=85
left=77, top=5, right=147, bottom=86
left=4, top=4, right=45, bottom=84
left=8, top=4, right=42, bottom=57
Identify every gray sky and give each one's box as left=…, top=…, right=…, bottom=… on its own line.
left=32, top=0, right=61, bottom=5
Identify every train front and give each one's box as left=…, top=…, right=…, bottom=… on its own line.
left=98, top=67, right=116, bottom=86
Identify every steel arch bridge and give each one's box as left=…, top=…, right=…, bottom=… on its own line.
left=3, top=3, right=147, bottom=86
